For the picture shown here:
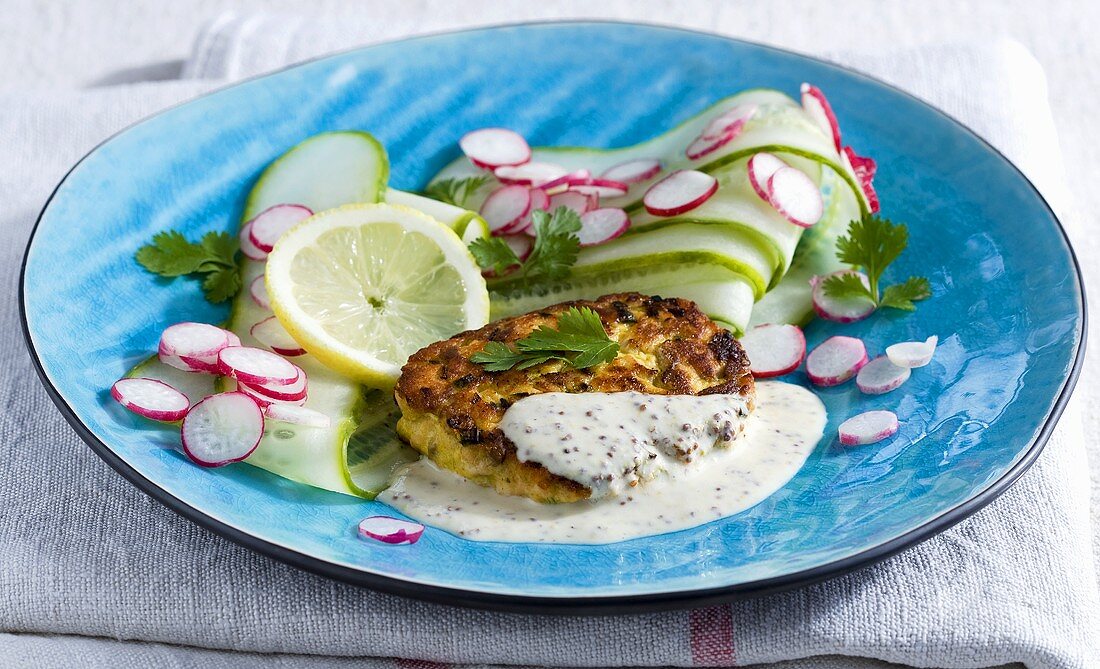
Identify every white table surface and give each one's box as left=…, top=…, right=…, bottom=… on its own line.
left=5, top=0, right=1097, bottom=571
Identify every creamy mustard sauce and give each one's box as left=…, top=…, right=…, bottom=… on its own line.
left=380, top=381, right=826, bottom=544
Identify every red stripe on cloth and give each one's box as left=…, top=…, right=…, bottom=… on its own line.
left=396, top=660, right=451, bottom=669
left=689, top=604, right=736, bottom=666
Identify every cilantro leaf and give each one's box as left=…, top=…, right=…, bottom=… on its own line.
left=135, top=231, right=208, bottom=276
left=825, top=214, right=930, bottom=314
left=880, top=276, right=931, bottom=311
left=468, top=237, right=521, bottom=276
left=471, top=306, right=619, bottom=372
left=136, top=229, right=242, bottom=303
left=423, top=174, right=493, bottom=207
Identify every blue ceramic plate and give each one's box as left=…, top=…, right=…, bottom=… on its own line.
left=21, top=23, right=1084, bottom=613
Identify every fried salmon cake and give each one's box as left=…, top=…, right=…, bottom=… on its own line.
left=394, top=292, right=755, bottom=503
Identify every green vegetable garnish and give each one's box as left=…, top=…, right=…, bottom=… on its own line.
left=422, top=174, right=493, bottom=207
left=471, top=306, right=619, bottom=371
left=822, top=214, right=931, bottom=312
left=469, top=206, right=581, bottom=283
left=135, top=230, right=241, bottom=303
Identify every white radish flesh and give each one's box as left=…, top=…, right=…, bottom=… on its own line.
left=181, top=392, right=264, bottom=467
left=264, top=404, right=330, bottom=428
left=600, top=158, right=661, bottom=185
left=806, top=335, right=868, bottom=387
left=686, top=131, right=736, bottom=161
left=886, top=336, right=939, bottom=368
left=701, top=103, right=757, bottom=140
left=358, top=516, right=425, bottom=545
left=250, top=316, right=306, bottom=356
left=501, top=234, right=533, bottom=261
left=577, top=208, right=629, bottom=246
left=547, top=190, right=596, bottom=217
left=747, top=152, right=788, bottom=201
left=856, top=355, right=911, bottom=395
left=480, top=185, right=532, bottom=234
left=459, top=128, right=531, bottom=169
left=811, top=271, right=876, bottom=323
left=240, top=365, right=307, bottom=402
left=801, top=83, right=842, bottom=152
left=643, top=170, right=718, bottom=217
left=766, top=167, right=823, bottom=227
left=738, top=324, right=806, bottom=378
left=567, top=178, right=629, bottom=199
left=111, top=378, right=190, bottom=422
left=239, top=222, right=268, bottom=261
left=218, top=346, right=300, bottom=386
left=494, top=162, right=567, bottom=186
left=250, top=275, right=271, bottom=309
left=537, top=169, right=592, bottom=195
left=247, top=204, right=313, bottom=252
left=838, top=410, right=899, bottom=446
left=160, top=322, right=231, bottom=359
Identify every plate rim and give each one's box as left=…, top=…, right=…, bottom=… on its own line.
left=19, top=19, right=1087, bottom=615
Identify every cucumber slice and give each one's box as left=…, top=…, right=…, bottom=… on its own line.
left=489, top=262, right=755, bottom=335
left=749, top=168, right=858, bottom=326
left=244, top=131, right=389, bottom=219
left=345, top=389, right=420, bottom=495
left=384, top=188, right=489, bottom=243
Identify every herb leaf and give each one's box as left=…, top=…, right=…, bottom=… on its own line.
left=823, top=214, right=930, bottom=313
left=423, top=174, right=493, bottom=207
left=136, top=229, right=242, bottom=303
left=880, top=276, right=932, bottom=311
left=471, top=306, right=619, bottom=371
left=468, top=237, right=521, bottom=276
left=468, top=206, right=582, bottom=284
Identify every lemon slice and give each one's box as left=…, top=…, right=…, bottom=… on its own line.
left=265, top=203, right=490, bottom=386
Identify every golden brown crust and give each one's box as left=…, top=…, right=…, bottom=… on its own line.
left=394, top=292, right=755, bottom=503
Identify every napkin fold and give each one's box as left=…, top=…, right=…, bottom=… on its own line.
left=1, top=17, right=1097, bottom=669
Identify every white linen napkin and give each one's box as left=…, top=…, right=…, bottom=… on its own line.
left=1, top=21, right=1097, bottom=669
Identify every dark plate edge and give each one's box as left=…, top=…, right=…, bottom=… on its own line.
left=18, top=19, right=1087, bottom=615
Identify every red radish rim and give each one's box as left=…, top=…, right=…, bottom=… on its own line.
left=600, top=159, right=661, bottom=185
left=181, top=392, right=265, bottom=467
left=577, top=208, right=630, bottom=247
left=765, top=166, right=823, bottom=228
left=747, top=152, right=789, bottom=202
left=566, top=177, right=630, bottom=198
left=159, top=322, right=231, bottom=359
left=358, top=516, right=425, bottom=545
left=240, top=364, right=307, bottom=401
left=841, top=147, right=881, bottom=213
left=178, top=354, right=222, bottom=375
left=642, top=170, right=718, bottom=217
left=217, top=346, right=300, bottom=386
left=111, top=378, right=190, bottom=422
left=805, top=335, right=868, bottom=387
left=701, top=103, right=758, bottom=140
left=459, top=128, right=531, bottom=169
left=480, top=185, right=533, bottom=234
left=493, top=162, right=567, bottom=186
left=250, top=316, right=307, bottom=357
left=537, top=169, right=592, bottom=195
left=239, top=222, right=268, bottom=261
left=801, top=83, right=842, bottom=152
left=247, top=204, right=314, bottom=253
left=738, top=323, right=806, bottom=378
left=686, top=128, right=739, bottom=161
left=250, top=275, right=271, bottom=309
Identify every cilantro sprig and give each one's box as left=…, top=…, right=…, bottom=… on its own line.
left=822, top=214, right=931, bottom=312
left=471, top=306, right=619, bottom=371
left=422, top=174, right=493, bottom=207
left=469, top=206, right=581, bottom=283
left=135, top=230, right=241, bottom=303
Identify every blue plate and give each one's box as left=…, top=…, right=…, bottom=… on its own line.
left=20, top=22, right=1084, bottom=613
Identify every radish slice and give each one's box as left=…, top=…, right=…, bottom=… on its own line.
left=811, top=271, right=876, bottom=323
left=702, top=103, right=758, bottom=140
left=178, top=354, right=222, bottom=375
left=886, top=336, right=938, bottom=368
left=841, top=147, right=881, bottom=213
left=577, top=208, right=629, bottom=246
left=160, top=322, right=231, bottom=359
left=181, top=392, right=264, bottom=467
left=265, top=404, right=330, bottom=428
left=801, top=83, right=841, bottom=152
left=806, top=335, right=868, bottom=387
left=509, top=186, right=551, bottom=234
left=643, top=170, right=718, bottom=217
left=250, top=275, right=271, bottom=309
left=240, top=364, right=306, bottom=400
left=247, top=204, right=313, bottom=252
left=766, top=167, right=823, bottom=227
left=239, top=381, right=306, bottom=407
left=218, top=346, right=300, bottom=386
left=839, top=410, right=899, bottom=446
left=528, top=186, right=551, bottom=212
left=501, top=234, right=533, bottom=261
left=459, top=128, right=530, bottom=169
left=239, top=222, right=268, bottom=261
left=856, top=355, right=911, bottom=395
left=738, top=324, right=806, bottom=378
left=747, top=152, right=789, bottom=201
left=358, top=516, right=424, bottom=545
left=601, top=159, right=661, bottom=185
left=547, top=190, right=597, bottom=217
left=686, top=130, right=737, bottom=161
left=480, top=185, right=532, bottom=234
left=111, top=378, right=190, bottom=422
left=567, top=178, right=629, bottom=199
left=537, top=169, right=592, bottom=195
left=494, top=162, right=567, bottom=186
left=250, top=316, right=306, bottom=356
